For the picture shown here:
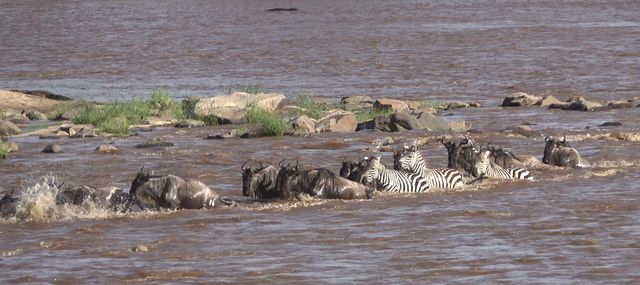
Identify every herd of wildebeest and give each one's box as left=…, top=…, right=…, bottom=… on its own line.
left=0, top=135, right=586, bottom=219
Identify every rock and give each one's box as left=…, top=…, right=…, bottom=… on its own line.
left=610, top=132, right=640, bottom=142
left=42, top=144, right=63, bottom=153
left=446, top=101, right=470, bottom=110
left=95, top=145, right=119, bottom=154
left=562, top=96, right=607, bottom=112
left=130, top=245, right=149, bottom=252
left=0, top=90, right=63, bottom=114
left=388, top=112, right=423, bottom=131
left=340, top=96, right=373, bottom=105
left=206, top=129, right=239, bottom=139
left=174, top=119, right=205, bottom=128
left=539, top=95, right=563, bottom=108
left=599, top=121, right=622, bottom=127
left=373, top=99, right=409, bottom=113
left=469, top=102, right=482, bottom=108
left=135, top=141, right=174, bottom=148
left=286, top=115, right=317, bottom=136
left=511, top=125, right=538, bottom=137
left=607, top=100, right=635, bottom=109
left=4, top=142, right=19, bottom=153
left=315, top=110, right=357, bottom=133
left=188, top=92, right=285, bottom=124
left=0, top=120, right=21, bottom=136
left=502, top=92, right=542, bottom=107
left=26, top=111, right=48, bottom=121
left=6, top=113, right=30, bottom=125
left=60, top=124, right=97, bottom=138
left=416, top=112, right=468, bottom=131
left=144, top=118, right=174, bottom=127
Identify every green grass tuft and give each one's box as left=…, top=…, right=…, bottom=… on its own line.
left=246, top=106, right=287, bottom=137
left=294, top=94, right=326, bottom=120
left=224, top=84, right=264, bottom=95
left=0, top=141, right=7, bottom=159
left=47, top=89, right=190, bottom=136
left=355, top=108, right=394, bottom=123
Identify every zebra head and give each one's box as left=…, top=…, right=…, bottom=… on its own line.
left=471, top=148, right=492, bottom=178
left=362, top=155, right=383, bottom=185
left=398, top=144, right=421, bottom=173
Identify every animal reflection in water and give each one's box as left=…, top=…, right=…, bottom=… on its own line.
left=242, top=160, right=374, bottom=200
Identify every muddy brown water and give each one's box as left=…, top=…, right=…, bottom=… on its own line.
left=1, top=0, right=640, bottom=284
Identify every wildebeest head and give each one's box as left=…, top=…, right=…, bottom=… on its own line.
left=543, top=136, right=568, bottom=164
left=443, top=135, right=477, bottom=174
left=274, top=160, right=300, bottom=196
left=487, top=142, right=518, bottom=169
left=242, top=160, right=281, bottom=199
left=130, top=167, right=162, bottom=196
left=340, top=159, right=357, bottom=178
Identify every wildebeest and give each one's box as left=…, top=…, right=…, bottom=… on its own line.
left=241, top=160, right=281, bottom=199
left=106, top=188, right=137, bottom=213
left=487, top=142, right=523, bottom=169
left=130, top=168, right=225, bottom=210
left=542, top=136, right=586, bottom=168
left=275, top=161, right=374, bottom=200
left=339, top=157, right=369, bottom=183
left=442, top=136, right=478, bottom=176
left=55, top=183, right=100, bottom=205
left=0, top=191, right=18, bottom=218
left=471, top=148, right=534, bottom=181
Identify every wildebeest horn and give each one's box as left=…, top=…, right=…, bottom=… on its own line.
left=295, top=160, right=299, bottom=169
left=561, top=135, right=566, bottom=144
left=241, top=160, right=250, bottom=171
left=258, top=162, right=264, bottom=170
left=278, top=159, right=286, bottom=168
left=462, top=135, right=469, bottom=145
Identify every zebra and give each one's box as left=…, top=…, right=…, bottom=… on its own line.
left=397, top=145, right=464, bottom=189
left=362, top=155, right=431, bottom=193
left=472, top=149, right=534, bottom=181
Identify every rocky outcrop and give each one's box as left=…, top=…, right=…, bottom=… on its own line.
left=60, top=124, right=97, bottom=138
left=286, top=115, right=317, bottom=137
left=95, top=145, right=119, bottom=154
left=0, top=120, right=21, bottom=136
left=315, top=110, right=358, bottom=133
left=562, top=96, right=607, bottom=112
left=174, top=119, right=205, bottom=128
left=340, top=96, right=373, bottom=112
left=26, top=111, right=48, bottom=121
left=502, top=92, right=542, bottom=107
left=539, top=95, right=564, bottom=108
left=358, top=111, right=467, bottom=133
left=186, top=92, right=285, bottom=124
left=607, top=100, right=637, bottom=109
left=415, top=112, right=468, bottom=131
left=373, top=99, right=409, bottom=113
left=0, top=90, right=64, bottom=114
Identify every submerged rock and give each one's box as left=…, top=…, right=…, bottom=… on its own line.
left=562, top=96, right=607, bottom=112
left=42, top=144, right=63, bottom=153
left=135, top=141, right=174, bottom=148
left=174, top=119, right=205, bottom=128
left=95, top=145, right=119, bottom=154
left=502, top=92, right=542, bottom=107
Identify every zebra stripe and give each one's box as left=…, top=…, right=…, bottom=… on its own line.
left=364, top=156, right=431, bottom=193
left=474, top=150, right=533, bottom=181
left=398, top=149, right=464, bottom=189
